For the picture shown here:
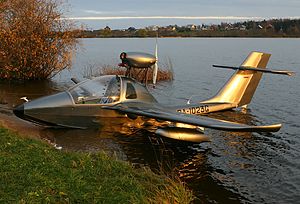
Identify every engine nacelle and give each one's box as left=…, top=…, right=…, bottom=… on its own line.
left=120, top=52, right=156, bottom=68
left=155, top=127, right=210, bottom=143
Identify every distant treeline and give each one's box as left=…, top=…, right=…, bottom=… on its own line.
left=78, top=19, right=300, bottom=38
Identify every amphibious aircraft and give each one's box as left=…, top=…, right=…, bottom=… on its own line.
left=13, top=51, right=294, bottom=142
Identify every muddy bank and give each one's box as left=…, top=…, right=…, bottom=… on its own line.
left=0, top=105, right=129, bottom=160
left=0, top=106, right=43, bottom=139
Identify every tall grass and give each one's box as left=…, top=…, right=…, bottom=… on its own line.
left=83, top=60, right=174, bottom=83
left=0, top=127, right=193, bottom=203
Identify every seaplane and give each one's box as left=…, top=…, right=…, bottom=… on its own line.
left=13, top=51, right=294, bottom=142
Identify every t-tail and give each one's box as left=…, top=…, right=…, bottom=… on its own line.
left=202, top=51, right=294, bottom=108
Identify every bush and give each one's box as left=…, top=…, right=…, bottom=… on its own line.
left=0, top=0, right=79, bottom=80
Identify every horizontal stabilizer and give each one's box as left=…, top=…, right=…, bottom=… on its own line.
left=213, top=65, right=295, bottom=76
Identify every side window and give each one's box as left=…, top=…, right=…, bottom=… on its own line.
left=126, top=83, right=137, bottom=99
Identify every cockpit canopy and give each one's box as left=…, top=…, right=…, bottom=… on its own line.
left=68, top=75, right=157, bottom=105
left=69, top=75, right=121, bottom=104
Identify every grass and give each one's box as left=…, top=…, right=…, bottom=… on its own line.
left=0, top=127, right=193, bottom=203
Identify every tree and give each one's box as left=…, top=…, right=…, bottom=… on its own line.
left=0, top=0, right=79, bottom=80
left=99, top=26, right=112, bottom=37
left=136, top=29, right=147, bottom=37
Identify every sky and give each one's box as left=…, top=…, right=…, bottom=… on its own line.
left=66, top=0, right=300, bottom=29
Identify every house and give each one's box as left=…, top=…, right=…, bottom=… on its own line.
left=104, top=26, right=111, bottom=31
left=186, top=24, right=197, bottom=31
left=239, top=25, right=247, bottom=31
left=127, top=27, right=136, bottom=32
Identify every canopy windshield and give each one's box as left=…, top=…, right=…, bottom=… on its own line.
left=69, top=76, right=121, bottom=104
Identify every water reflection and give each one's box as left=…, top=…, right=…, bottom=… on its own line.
left=0, top=80, right=63, bottom=108
left=37, top=109, right=260, bottom=204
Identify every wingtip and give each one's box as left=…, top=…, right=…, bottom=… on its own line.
left=287, top=71, right=296, bottom=77
left=257, top=123, right=282, bottom=132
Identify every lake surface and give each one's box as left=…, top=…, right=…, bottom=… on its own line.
left=1, top=38, right=300, bottom=203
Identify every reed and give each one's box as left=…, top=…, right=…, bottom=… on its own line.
left=83, top=60, right=174, bottom=83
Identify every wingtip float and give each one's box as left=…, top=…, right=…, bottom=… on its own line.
left=14, top=51, right=290, bottom=143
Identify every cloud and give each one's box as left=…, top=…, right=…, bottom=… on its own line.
left=84, top=10, right=106, bottom=15
left=66, top=16, right=264, bottom=20
left=83, top=10, right=135, bottom=15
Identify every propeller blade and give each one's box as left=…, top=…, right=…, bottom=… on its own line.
left=153, top=37, right=158, bottom=86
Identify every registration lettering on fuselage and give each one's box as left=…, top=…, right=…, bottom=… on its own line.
left=177, top=105, right=209, bottom=114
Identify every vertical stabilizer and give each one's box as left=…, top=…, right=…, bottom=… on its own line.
left=202, top=52, right=271, bottom=107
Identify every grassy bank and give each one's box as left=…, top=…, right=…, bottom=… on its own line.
left=0, top=127, right=193, bottom=203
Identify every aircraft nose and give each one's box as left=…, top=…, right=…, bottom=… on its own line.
left=13, top=104, right=25, bottom=119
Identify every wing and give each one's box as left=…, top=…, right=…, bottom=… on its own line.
left=105, top=102, right=281, bottom=132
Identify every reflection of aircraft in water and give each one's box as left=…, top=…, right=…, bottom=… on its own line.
left=14, top=51, right=294, bottom=142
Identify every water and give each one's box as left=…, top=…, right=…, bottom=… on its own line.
left=1, top=38, right=300, bottom=203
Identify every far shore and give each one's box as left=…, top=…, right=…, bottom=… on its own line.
left=77, top=19, right=300, bottom=39
left=77, top=35, right=300, bottom=39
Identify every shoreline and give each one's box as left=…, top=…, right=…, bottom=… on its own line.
left=77, top=35, right=300, bottom=39
left=0, top=108, right=194, bottom=203
left=0, top=107, right=43, bottom=139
